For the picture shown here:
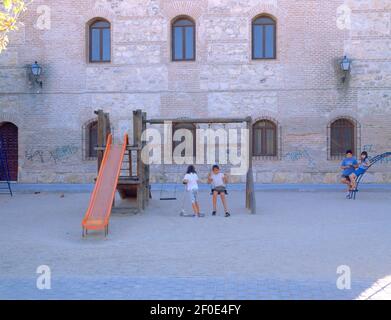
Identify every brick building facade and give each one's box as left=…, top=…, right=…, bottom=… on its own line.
left=0, top=0, right=390, bottom=183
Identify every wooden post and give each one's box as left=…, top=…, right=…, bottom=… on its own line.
left=128, top=149, right=133, bottom=177
left=95, top=110, right=111, bottom=172
left=105, top=112, right=111, bottom=139
left=246, top=117, right=256, bottom=214
left=142, top=112, right=151, bottom=204
left=133, top=109, right=144, bottom=211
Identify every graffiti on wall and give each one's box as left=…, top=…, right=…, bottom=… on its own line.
left=362, top=144, right=374, bottom=153
left=25, top=145, right=78, bottom=164
left=25, top=149, right=45, bottom=163
left=284, top=149, right=316, bottom=168
left=362, top=144, right=391, bottom=165
left=48, top=145, right=79, bottom=164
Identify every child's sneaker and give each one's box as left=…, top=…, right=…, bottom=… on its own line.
left=225, top=212, right=231, bottom=217
left=212, top=211, right=216, bottom=216
left=198, top=213, right=205, bottom=217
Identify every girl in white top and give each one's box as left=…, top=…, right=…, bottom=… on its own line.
left=207, top=165, right=230, bottom=217
left=183, top=165, right=203, bottom=217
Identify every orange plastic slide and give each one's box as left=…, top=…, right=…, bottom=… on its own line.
left=82, top=133, right=128, bottom=237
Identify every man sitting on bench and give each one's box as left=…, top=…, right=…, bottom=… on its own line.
left=340, top=150, right=358, bottom=198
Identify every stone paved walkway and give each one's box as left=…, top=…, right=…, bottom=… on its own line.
left=0, top=276, right=378, bottom=300
left=1, top=188, right=391, bottom=300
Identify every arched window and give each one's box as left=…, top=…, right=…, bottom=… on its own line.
left=86, top=121, right=98, bottom=159
left=172, top=17, right=195, bottom=61
left=253, top=120, right=277, bottom=157
left=330, top=119, right=355, bottom=158
left=89, top=19, right=111, bottom=62
left=252, top=16, right=276, bottom=59
left=172, top=123, right=196, bottom=158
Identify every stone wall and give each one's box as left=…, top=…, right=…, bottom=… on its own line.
left=0, top=0, right=390, bottom=183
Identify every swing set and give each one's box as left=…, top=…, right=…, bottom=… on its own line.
left=145, top=114, right=256, bottom=214
left=88, top=109, right=256, bottom=217
left=158, top=123, right=229, bottom=201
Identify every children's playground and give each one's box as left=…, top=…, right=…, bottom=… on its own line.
left=1, top=110, right=391, bottom=300
left=80, top=109, right=256, bottom=236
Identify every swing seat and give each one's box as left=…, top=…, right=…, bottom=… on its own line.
left=210, top=188, right=228, bottom=195
left=159, top=182, right=179, bottom=200
left=159, top=183, right=178, bottom=200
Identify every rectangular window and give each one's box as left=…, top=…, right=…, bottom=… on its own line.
left=102, top=29, right=111, bottom=62
left=254, top=129, right=263, bottom=155
left=253, top=25, right=264, bottom=59
left=185, top=27, right=194, bottom=60
left=91, top=29, right=101, bottom=62
left=265, top=128, right=275, bottom=155
left=174, top=27, right=184, bottom=60
left=265, top=25, right=275, bottom=58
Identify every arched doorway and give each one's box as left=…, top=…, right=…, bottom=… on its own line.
left=0, top=122, right=18, bottom=181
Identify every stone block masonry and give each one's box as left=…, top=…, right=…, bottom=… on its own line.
left=0, top=0, right=390, bottom=183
